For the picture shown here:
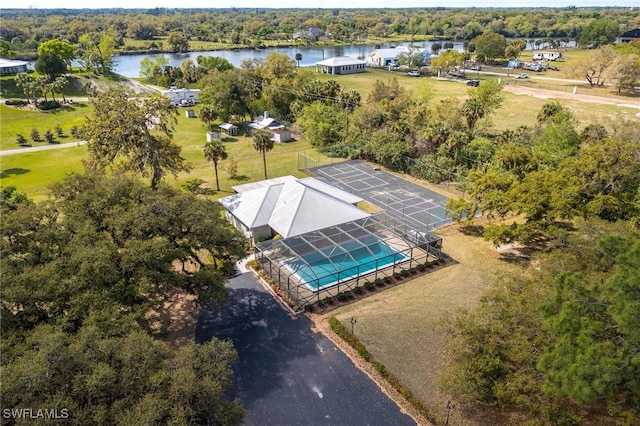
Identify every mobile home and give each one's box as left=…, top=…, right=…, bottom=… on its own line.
left=532, top=51, right=562, bottom=61
left=160, top=87, right=200, bottom=106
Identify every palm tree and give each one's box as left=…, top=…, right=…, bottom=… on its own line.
left=203, top=140, right=227, bottom=191
left=295, top=52, right=302, bottom=67
left=252, top=129, right=274, bottom=180
left=199, top=104, right=219, bottom=131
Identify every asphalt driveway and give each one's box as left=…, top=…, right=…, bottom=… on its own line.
left=196, top=272, right=416, bottom=426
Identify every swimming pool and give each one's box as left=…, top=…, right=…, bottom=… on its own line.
left=283, top=236, right=407, bottom=291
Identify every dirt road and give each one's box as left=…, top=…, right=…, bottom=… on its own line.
left=503, top=84, right=640, bottom=110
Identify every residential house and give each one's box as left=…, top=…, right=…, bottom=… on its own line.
left=219, top=176, right=367, bottom=240
left=619, top=28, right=640, bottom=43
left=0, top=58, right=28, bottom=76
left=315, top=56, right=367, bottom=75
left=366, top=46, right=430, bottom=67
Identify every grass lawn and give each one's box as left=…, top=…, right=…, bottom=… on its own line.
left=0, top=145, right=87, bottom=199
left=327, top=223, right=527, bottom=425
left=0, top=106, right=316, bottom=201
left=0, top=103, right=90, bottom=150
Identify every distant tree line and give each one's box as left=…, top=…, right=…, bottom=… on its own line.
left=1, top=7, right=638, bottom=57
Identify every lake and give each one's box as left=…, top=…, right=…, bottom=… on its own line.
left=109, top=41, right=465, bottom=78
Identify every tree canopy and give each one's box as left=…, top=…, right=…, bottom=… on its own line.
left=81, top=88, right=190, bottom=189
left=1, top=174, right=247, bottom=424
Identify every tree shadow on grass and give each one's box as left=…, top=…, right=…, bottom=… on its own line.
left=459, top=224, right=485, bottom=237
left=229, top=175, right=249, bottom=182
left=1, top=168, right=30, bottom=178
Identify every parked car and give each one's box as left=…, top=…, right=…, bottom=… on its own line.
left=470, top=65, right=482, bottom=71
left=515, top=73, right=529, bottom=79
left=407, top=70, right=420, bottom=77
left=466, top=80, right=480, bottom=87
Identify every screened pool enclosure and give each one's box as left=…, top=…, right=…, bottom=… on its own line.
left=255, top=212, right=443, bottom=308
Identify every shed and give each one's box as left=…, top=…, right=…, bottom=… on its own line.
left=220, top=122, right=238, bottom=136
left=185, top=109, right=195, bottom=118
left=272, top=129, right=292, bottom=143
left=206, top=131, right=221, bottom=142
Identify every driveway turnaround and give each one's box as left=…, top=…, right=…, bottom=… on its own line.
left=196, top=272, right=417, bottom=426
left=311, top=160, right=451, bottom=232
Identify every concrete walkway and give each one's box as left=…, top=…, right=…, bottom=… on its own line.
left=0, top=141, right=87, bottom=157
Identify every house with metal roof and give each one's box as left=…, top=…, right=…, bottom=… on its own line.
left=315, top=56, right=367, bottom=75
left=219, top=177, right=367, bottom=240
left=366, top=46, right=430, bottom=67
left=0, top=58, right=29, bottom=76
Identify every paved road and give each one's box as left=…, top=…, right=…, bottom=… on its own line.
left=0, top=141, right=87, bottom=157
left=195, top=273, right=417, bottom=426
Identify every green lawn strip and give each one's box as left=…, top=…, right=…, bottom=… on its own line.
left=328, top=316, right=437, bottom=424
left=0, top=103, right=90, bottom=150
left=329, top=225, right=524, bottom=424
left=0, top=145, right=87, bottom=200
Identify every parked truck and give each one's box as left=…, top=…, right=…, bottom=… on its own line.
left=160, top=87, right=200, bottom=107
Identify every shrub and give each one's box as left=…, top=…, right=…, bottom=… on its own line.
left=44, top=129, right=55, bottom=143
left=323, top=296, right=334, bottom=305
left=246, top=259, right=259, bottom=270
left=30, top=128, right=41, bottom=142
left=393, top=271, right=402, bottom=280
left=55, top=124, right=64, bottom=137
left=38, top=100, right=61, bottom=110
left=328, top=316, right=371, bottom=361
left=364, top=281, right=375, bottom=290
left=400, top=269, right=410, bottom=277
left=417, top=263, right=426, bottom=272
left=383, top=276, right=392, bottom=284
left=5, top=98, right=27, bottom=106
left=16, top=134, right=27, bottom=146
left=316, top=299, right=325, bottom=307
left=336, top=292, right=348, bottom=302
left=374, top=278, right=384, bottom=287
left=353, top=286, right=363, bottom=295
left=304, top=304, right=315, bottom=312
left=409, top=267, right=417, bottom=274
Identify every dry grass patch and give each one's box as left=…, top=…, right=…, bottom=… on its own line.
left=319, top=223, right=527, bottom=425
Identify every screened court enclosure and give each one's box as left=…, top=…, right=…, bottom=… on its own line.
left=255, top=212, right=443, bottom=308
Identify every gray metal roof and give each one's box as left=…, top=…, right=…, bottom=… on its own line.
left=232, top=175, right=297, bottom=193
left=221, top=177, right=369, bottom=238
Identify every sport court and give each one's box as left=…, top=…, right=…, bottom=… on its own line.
left=311, top=160, right=451, bottom=232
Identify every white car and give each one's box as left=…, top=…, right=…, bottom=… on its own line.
left=407, top=70, right=420, bottom=77
left=515, top=73, right=529, bottom=79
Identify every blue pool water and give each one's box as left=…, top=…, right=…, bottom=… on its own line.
left=284, top=237, right=406, bottom=291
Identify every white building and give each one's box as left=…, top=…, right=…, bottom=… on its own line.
left=160, top=87, right=200, bottom=106
left=366, top=46, right=430, bottom=67
left=0, top=58, right=28, bottom=76
left=315, top=56, right=367, bottom=75
left=219, top=176, right=367, bottom=241
left=532, top=51, right=562, bottom=61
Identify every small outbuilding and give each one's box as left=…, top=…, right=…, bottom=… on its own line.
left=206, top=131, right=221, bottom=142
left=220, top=122, right=238, bottom=136
left=272, top=129, right=292, bottom=143
left=315, top=56, right=367, bottom=75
